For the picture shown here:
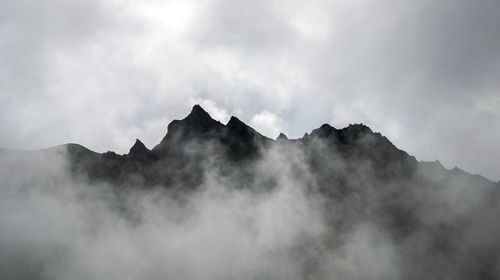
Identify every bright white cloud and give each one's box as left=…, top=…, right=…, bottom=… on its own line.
left=189, top=97, right=231, bottom=124
left=250, top=111, right=284, bottom=138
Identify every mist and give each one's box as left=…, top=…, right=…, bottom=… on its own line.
left=1, top=129, right=499, bottom=280
left=0, top=144, right=328, bottom=280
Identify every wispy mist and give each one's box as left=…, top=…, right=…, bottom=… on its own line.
left=1, top=130, right=499, bottom=279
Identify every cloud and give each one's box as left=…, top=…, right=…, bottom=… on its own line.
left=250, top=111, right=284, bottom=138
left=0, top=0, right=499, bottom=179
left=0, top=141, right=329, bottom=279
left=2, top=130, right=500, bottom=279
left=188, top=97, right=232, bottom=124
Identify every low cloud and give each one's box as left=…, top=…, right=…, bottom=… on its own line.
left=1, top=133, right=500, bottom=279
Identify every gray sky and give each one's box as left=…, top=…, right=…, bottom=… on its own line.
left=1, top=0, right=499, bottom=180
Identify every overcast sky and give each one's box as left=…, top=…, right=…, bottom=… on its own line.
left=1, top=0, right=499, bottom=180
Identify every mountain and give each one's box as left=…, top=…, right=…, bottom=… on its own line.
left=2, top=105, right=500, bottom=279
left=5, top=104, right=498, bottom=211
left=64, top=105, right=496, bottom=190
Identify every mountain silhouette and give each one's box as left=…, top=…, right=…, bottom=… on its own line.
left=3, top=104, right=494, bottom=193
left=61, top=105, right=416, bottom=186
left=2, top=104, right=500, bottom=279
left=58, top=105, right=496, bottom=190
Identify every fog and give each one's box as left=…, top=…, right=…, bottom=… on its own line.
left=0, top=146, right=329, bottom=280
left=1, top=132, right=499, bottom=279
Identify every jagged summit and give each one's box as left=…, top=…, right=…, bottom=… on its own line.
left=35, top=103, right=499, bottom=232
left=277, top=133, right=288, bottom=140
left=226, top=116, right=270, bottom=142
left=178, top=104, right=223, bottom=132
left=340, top=123, right=373, bottom=133
left=308, top=122, right=380, bottom=142
left=128, top=139, right=153, bottom=161
left=310, top=124, right=336, bottom=138
left=226, top=116, right=249, bottom=134
left=158, top=106, right=386, bottom=148
left=129, top=139, right=148, bottom=154
left=152, top=105, right=225, bottom=154
left=226, top=116, right=246, bottom=127
left=63, top=105, right=414, bottom=168
left=187, top=104, right=212, bottom=121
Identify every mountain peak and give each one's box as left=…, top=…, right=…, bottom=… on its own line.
left=341, top=123, right=373, bottom=133
left=169, top=104, right=222, bottom=134
left=227, top=116, right=247, bottom=128
left=277, top=133, right=288, bottom=140
left=152, top=105, right=224, bottom=155
left=186, top=104, right=212, bottom=121
left=128, top=138, right=153, bottom=161
left=226, top=115, right=271, bottom=143
left=130, top=139, right=147, bottom=151
left=226, top=116, right=257, bottom=135
left=310, top=123, right=337, bottom=138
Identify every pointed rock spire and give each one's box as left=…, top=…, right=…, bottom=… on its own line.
left=226, top=116, right=269, bottom=140
left=182, top=104, right=222, bottom=130
left=129, top=139, right=148, bottom=154
left=165, top=104, right=223, bottom=135
left=227, top=116, right=248, bottom=129
left=128, top=139, right=154, bottom=161
left=227, top=116, right=256, bottom=137
left=186, top=104, right=212, bottom=121
left=277, top=132, right=288, bottom=140
left=152, top=105, right=225, bottom=155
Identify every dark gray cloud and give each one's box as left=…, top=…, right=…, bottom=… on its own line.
left=0, top=0, right=499, bottom=180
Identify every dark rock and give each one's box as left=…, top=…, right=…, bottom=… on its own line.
left=277, top=133, right=288, bottom=140
left=127, top=139, right=154, bottom=162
